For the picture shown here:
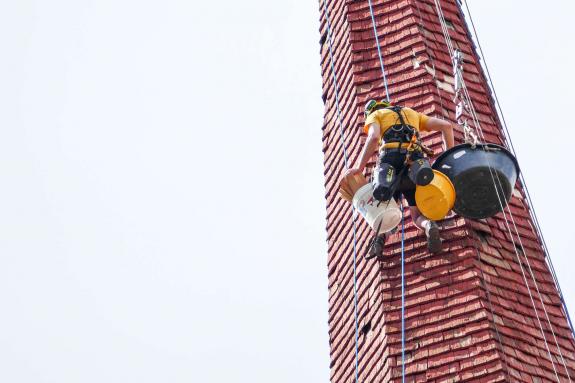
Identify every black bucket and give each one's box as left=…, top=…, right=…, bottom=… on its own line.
left=432, top=143, right=520, bottom=219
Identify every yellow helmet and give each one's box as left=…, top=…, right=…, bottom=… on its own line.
left=364, top=99, right=391, bottom=117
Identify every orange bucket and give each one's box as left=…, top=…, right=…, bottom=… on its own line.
left=415, top=170, right=456, bottom=220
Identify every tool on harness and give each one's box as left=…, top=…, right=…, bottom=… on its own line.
left=373, top=162, right=396, bottom=201
left=409, top=158, right=434, bottom=186
left=402, top=115, right=434, bottom=186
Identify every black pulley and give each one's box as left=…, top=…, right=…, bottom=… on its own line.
left=432, top=143, right=520, bottom=219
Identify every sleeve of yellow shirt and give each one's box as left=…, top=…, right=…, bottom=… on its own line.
left=363, top=113, right=379, bottom=135
left=419, top=113, right=430, bottom=132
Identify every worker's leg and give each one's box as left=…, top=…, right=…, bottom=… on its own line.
left=408, top=202, right=442, bottom=253
left=373, top=151, right=404, bottom=202
left=366, top=192, right=402, bottom=259
left=368, top=150, right=415, bottom=258
left=366, top=151, right=402, bottom=259
left=410, top=206, right=425, bottom=231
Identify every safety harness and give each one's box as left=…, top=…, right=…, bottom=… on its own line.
left=383, top=106, right=416, bottom=145
left=382, top=106, right=434, bottom=157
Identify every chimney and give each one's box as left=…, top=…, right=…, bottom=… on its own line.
left=319, top=0, right=575, bottom=381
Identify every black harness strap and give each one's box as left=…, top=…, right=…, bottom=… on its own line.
left=382, top=106, right=416, bottom=146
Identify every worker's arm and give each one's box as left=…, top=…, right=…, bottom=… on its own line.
left=425, top=117, right=455, bottom=149
left=344, top=122, right=381, bottom=176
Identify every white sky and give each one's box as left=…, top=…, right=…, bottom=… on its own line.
left=0, top=1, right=573, bottom=382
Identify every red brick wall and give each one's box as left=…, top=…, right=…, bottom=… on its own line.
left=319, top=0, right=575, bottom=381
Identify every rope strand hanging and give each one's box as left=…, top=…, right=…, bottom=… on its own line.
left=433, top=1, right=564, bottom=378
left=456, top=2, right=573, bottom=378
left=432, top=1, right=570, bottom=380
left=367, top=0, right=391, bottom=101
left=461, top=0, right=575, bottom=339
left=366, top=2, right=407, bottom=381
left=400, top=204, right=406, bottom=383
left=412, top=3, right=511, bottom=377
left=323, top=1, right=361, bottom=382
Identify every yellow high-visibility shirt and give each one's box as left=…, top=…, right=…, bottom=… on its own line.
left=363, top=107, right=430, bottom=140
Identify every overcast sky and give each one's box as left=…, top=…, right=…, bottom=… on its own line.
left=0, top=1, right=574, bottom=382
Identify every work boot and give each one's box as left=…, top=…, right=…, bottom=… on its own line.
left=425, top=221, right=442, bottom=253
left=366, top=234, right=386, bottom=259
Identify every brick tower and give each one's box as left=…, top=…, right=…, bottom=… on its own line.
left=319, top=0, right=575, bottom=381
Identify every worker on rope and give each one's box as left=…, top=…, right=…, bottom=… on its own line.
left=344, top=99, right=455, bottom=255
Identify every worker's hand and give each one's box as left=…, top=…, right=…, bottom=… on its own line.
left=343, top=168, right=362, bottom=178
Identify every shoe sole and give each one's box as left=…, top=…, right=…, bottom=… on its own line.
left=427, top=225, right=442, bottom=253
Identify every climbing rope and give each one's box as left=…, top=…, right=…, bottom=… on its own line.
left=447, top=5, right=573, bottom=380
left=433, top=2, right=564, bottom=379
left=461, top=0, right=575, bottom=339
left=400, top=203, right=406, bottom=383
left=323, top=2, right=360, bottom=382
left=411, top=4, right=511, bottom=377
left=455, top=4, right=574, bottom=376
left=432, top=1, right=570, bottom=380
left=367, top=0, right=391, bottom=101
left=366, top=2, right=407, bottom=382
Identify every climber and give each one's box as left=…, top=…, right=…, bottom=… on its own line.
left=344, top=99, right=455, bottom=255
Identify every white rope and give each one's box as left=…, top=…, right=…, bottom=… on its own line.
left=411, top=1, right=449, bottom=122
left=411, top=4, right=511, bottom=380
left=461, top=0, right=574, bottom=377
left=435, top=2, right=570, bottom=380
left=432, top=0, right=568, bottom=380
left=450, top=25, right=572, bottom=383
left=435, top=7, right=559, bottom=381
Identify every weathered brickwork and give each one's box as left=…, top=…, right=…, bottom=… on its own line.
left=319, top=0, right=575, bottom=381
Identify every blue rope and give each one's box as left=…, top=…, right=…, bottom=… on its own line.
left=400, top=203, right=406, bottom=382
left=366, top=1, right=405, bottom=380
left=324, top=2, right=359, bottom=382
left=367, top=0, right=391, bottom=101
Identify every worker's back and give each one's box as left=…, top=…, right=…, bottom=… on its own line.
left=363, top=106, right=429, bottom=137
